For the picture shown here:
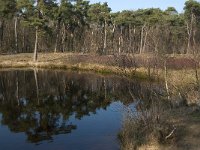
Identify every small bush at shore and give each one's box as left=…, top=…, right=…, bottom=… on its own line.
left=119, top=98, right=175, bottom=150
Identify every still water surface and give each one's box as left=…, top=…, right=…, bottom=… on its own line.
left=0, top=69, right=160, bottom=150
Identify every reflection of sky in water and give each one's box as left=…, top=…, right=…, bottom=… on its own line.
left=0, top=70, right=159, bottom=150
left=0, top=101, right=127, bottom=150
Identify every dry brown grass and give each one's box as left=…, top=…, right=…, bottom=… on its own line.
left=120, top=105, right=200, bottom=150
left=168, top=69, right=197, bottom=86
left=0, top=53, right=199, bottom=85
left=0, top=53, right=151, bottom=80
left=1, top=53, right=200, bottom=150
left=0, top=53, right=199, bottom=83
left=119, top=95, right=176, bottom=150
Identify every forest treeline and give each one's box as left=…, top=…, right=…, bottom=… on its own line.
left=0, top=0, right=200, bottom=61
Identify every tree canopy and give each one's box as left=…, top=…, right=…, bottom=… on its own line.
left=0, top=0, right=200, bottom=56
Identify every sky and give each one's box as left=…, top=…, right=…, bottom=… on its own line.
left=89, top=0, right=187, bottom=13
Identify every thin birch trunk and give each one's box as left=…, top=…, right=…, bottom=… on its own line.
left=14, top=17, right=18, bottom=52
left=143, top=28, right=148, bottom=53
left=0, top=20, right=4, bottom=48
left=140, top=25, right=145, bottom=54
left=103, top=20, right=107, bottom=54
left=33, top=27, right=38, bottom=61
left=164, top=60, right=170, bottom=100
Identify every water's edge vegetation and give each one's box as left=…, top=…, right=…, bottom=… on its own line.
left=1, top=53, right=200, bottom=149
left=0, top=53, right=152, bottom=80
left=1, top=0, right=200, bottom=149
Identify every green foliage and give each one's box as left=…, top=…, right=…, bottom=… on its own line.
left=17, top=0, right=56, bottom=35
left=74, top=0, right=90, bottom=26
left=165, top=7, right=178, bottom=15
left=88, top=2, right=111, bottom=25
left=0, top=0, right=17, bottom=18
left=17, top=0, right=35, bottom=16
left=1, top=0, right=200, bottom=54
left=114, top=10, right=134, bottom=26
left=184, top=0, right=200, bottom=20
left=58, top=0, right=74, bottom=23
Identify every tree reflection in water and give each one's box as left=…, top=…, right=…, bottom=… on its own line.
left=0, top=70, right=163, bottom=144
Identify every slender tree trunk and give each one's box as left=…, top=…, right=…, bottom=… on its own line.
left=155, top=43, right=159, bottom=53
left=0, top=20, right=4, bottom=48
left=90, top=30, right=94, bottom=52
left=195, top=61, right=199, bottom=85
left=22, top=27, right=25, bottom=53
left=33, top=27, right=38, bottom=61
left=143, top=28, right=148, bottom=53
left=118, top=36, right=121, bottom=54
left=132, top=26, right=136, bottom=53
left=187, top=22, right=192, bottom=54
left=140, top=25, right=145, bottom=54
left=128, top=24, right=132, bottom=53
left=54, top=32, right=59, bottom=53
left=186, top=13, right=195, bottom=54
left=164, top=60, right=170, bottom=100
left=193, top=27, right=197, bottom=52
left=61, top=24, right=66, bottom=52
left=111, top=23, right=116, bottom=54
left=70, top=32, right=74, bottom=52
left=54, top=22, right=60, bottom=53
left=14, top=17, right=18, bottom=52
left=103, top=20, right=107, bottom=54
left=118, top=26, right=123, bottom=54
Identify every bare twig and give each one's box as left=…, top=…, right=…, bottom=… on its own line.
left=165, top=126, right=176, bottom=139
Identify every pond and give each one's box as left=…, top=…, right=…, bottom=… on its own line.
left=0, top=69, right=163, bottom=150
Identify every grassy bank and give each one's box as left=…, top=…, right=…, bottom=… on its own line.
left=118, top=67, right=200, bottom=150
left=119, top=105, right=200, bottom=150
left=1, top=53, right=200, bottom=150
left=0, top=53, right=198, bottom=82
left=0, top=53, right=153, bottom=80
left=0, top=53, right=199, bottom=106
